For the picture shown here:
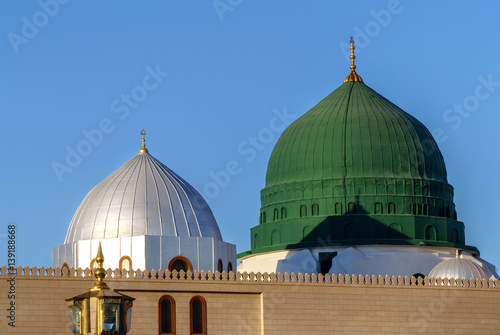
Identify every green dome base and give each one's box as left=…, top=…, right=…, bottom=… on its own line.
left=240, top=213, right=478, bottom=258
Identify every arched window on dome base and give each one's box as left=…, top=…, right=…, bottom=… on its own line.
left=335, top=202, right=342, bottom=215
left=281, top=207, right=287, bottom=220
left=61, top=263, right=70, bottom=276
left=412, top=273, right=425, bottom=285
left=425, top=225, right=437, bottom=241
left=303, top=225, right=314, bottom=241
left=168, top=256, right=193, bottom=278
left=388, top=223, right=403, bottom=239
left=348, top=202, right=356, bottom=214
left=273, top=208, right=279, bottom=221
left=119, top=256, right=132, bottom=273
left=413, top=203, right=422, bottom=215
left=387, top=202, right=395, bottom=214
left=312, top=204, right=319, bottom=216
left=300, top=205, right=307, bottom=217
left=422, top=204, right=428, bottom=216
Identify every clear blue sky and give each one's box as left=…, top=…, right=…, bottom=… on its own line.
left=1, top=1, right=500, bottom=272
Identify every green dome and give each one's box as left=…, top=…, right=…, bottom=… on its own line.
left=240, top=80, right=478, bottom=258
left=266, top=81, right=447, bottom=187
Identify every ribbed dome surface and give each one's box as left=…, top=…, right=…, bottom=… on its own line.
left=429, top=256, right=487, bottom=280
left=266, top=81, right=447, bottom=187
left=65, top=152, right=222, bottom=243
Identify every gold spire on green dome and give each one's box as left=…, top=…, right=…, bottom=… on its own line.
left=344, top=36, right=363, bottom=83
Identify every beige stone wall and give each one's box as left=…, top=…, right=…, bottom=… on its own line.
left=0, top=267, right=499, bottom=334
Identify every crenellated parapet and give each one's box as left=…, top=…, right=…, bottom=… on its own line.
left=1, top=265, right=499, bottom=289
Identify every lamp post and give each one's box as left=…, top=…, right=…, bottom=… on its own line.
left=66, top=242, right=135, bottom=335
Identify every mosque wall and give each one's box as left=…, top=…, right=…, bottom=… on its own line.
left=1, top=266, right=499, bottom=334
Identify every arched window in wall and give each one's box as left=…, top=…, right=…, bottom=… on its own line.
left=262, top=212, right=266, bottom=223
left=273, top=208, right=279, bottom=221
left=412, top=203, right=418, bottom=215
left=388, top=223, right=403, bottom=239
left=348, top=202, right=356, bottom=214
left=217, top=259, right=223, bottom=273
left=374, top=202, right=383, bottom=214
left=159, top=295, right=175, bottom=335
left=312, top=204, right=319, bottom=216
left=190, top=296, right=207, bottom=335
left=387, top=202, right=395, bottom=214
left=425, top=225, right=437, bottom=241
left=335, top=202, right=342, bottom=215
left=227, top=262, right=233, bottom=273
left=119, top=256, right=132, bottom=271
left=168, top=256, right=193, bottom=273
left=300, top=205, right=307, bottom=218
left=446, top=207, right=451, bottom=218
left=281, top=207, right=287, bottom=220
left=422, top=204, right=428, bottom=216
left=303, top=225, right=313, bottom=241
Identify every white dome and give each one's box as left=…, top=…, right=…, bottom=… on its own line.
left=64, top=151, right=222, bottom=244
left=429, top=253, right=487, bottom=280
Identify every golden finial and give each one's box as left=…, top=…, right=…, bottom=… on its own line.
left=139, top=129, right=149, bottom=153
left=92, top=242, right=110, bottom=290
left=96, top=241, right=104, bottom=263
left=344, top=36, right=363, bottom=83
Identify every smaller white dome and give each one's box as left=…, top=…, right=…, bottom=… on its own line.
left=429, top=252, right=487, bottom=280
left=64, top=151, right=222, bottom=244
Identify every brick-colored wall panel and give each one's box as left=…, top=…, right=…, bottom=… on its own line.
left=0, top=270, right=499, bottom=334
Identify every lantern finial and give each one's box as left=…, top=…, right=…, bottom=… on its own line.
left=92, top=241, right=110, bottom=290
left=139, top=129, right=149, bottom=153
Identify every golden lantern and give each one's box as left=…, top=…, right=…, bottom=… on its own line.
left=66, top=242, right=135, bottom=335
